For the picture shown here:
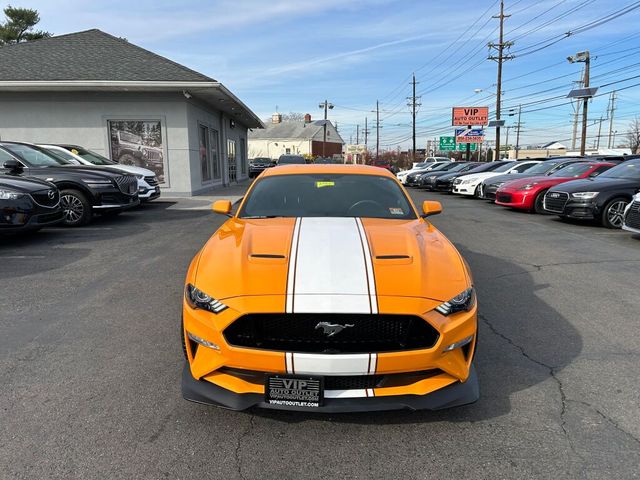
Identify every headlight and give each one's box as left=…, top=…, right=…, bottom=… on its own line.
left=435, top=287, right=475, bottom=316
left=185, top=284, right=228, bottom=313
left=460, top=179, right=472, bottom=185
left=82, top=178, right=113, bottom=186
left=135, top=174, right=144, bottom=180
left=0, top=189, right=24, bottom=200
left=517, top=183, right=537, bottom=191
left=571, top=191, right=599, bottom=199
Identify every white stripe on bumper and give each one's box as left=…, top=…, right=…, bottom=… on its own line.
left=287, top=353, right=378, bottom=376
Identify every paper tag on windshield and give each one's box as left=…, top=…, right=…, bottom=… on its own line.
left=316, top=181, right=335, bottom=188
left=389, top=208, right=404, bottom=215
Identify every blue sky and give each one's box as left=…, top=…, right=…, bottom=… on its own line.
left=24, top=0, right=640, bottom=150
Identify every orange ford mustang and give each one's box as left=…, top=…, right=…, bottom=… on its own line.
left=181, top=164, right=478, bottom=412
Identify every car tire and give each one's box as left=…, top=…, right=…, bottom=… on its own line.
left=474, top=185, right=481, bottom=197
left=601, top=197, right=629, bottom=229
left=60, top=189, right=92, bottom=227
left=534, top=190, right=548, bottom=214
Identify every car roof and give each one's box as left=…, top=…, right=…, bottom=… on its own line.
left=260, top=164, right=397, bottom=178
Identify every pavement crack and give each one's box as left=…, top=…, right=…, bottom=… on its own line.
left=234, top=413, right=256, bottom=480
left=568, top=399, right=640, bottom=446
left=479, top=313, right=573, bottom=448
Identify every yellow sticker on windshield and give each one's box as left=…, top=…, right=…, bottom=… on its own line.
left=71, top=149, right=79, bottom=155
left=316, top=181, right=335, bottom=188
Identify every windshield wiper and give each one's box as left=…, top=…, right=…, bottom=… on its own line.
left=241, top=215, right=286, bottom=219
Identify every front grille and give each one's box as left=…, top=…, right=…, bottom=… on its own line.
left=35, top=211, right=63, bottom=224
left=496, top=192, right=512, bottom=203
left=114, top=175, right=137, bottom=195
left=30, top=189, right=59, bottom=208
left=144, top=176, right=159, bottom=186
left=224, top=313, right=440, bottom=353
left=544, top=191, right=569, bottom=213
left=624, top=201, right=640, bottom=229
left=325, top=375, right=383, bottom=389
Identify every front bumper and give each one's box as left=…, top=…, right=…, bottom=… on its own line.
left=139, top=186, right=161, bottom=201
left=182, top=363, right=479, bottom=412
left=546, top=198, right=598, bottom=219
left=495, top=189, right=533, bottom=210
left=0, top=207, right=63, bottom=231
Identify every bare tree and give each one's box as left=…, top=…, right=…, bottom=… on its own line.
left=627, top=117, right=640, bottom=154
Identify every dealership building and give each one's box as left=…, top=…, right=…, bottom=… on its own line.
left=0, top=29, right=263, bottom=195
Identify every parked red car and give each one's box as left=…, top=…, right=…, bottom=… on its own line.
left=495, top=161, right=615, bottom=213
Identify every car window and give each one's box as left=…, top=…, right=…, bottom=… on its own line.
left=550, top=163, right=591, bottom=178
left=239, top=174, right=416, bottom=220
left=590, top=165, right=613, bottom=176
left=70, top=148, right=115, bottom=165
left=598, top=160, right=640, bottom=180
left=512, top=162, right=539, bottom=173
left=43, top=147, right=82, bottom=165
left=523, top=161, right=560, bottom=175
left=2, top=144, right=65, bottom=167
left=0, top=148, right=15, bottom=163
left=278, top=155, right=306, bottom=164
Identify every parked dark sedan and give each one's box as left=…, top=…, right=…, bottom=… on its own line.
left=0, top=171, right=63, bottom=233
left=249, top=157, right=275, bottom=178
left=480, top=158, right=584, bottom=200
left=420, top=162, right=477, bottom=190
left=0, top=142, right=139, bottom=227
left=543, top=158, right=640, bottom=228
left=430, top=161, right=509, bottom=192
left=411, top=162, right=466, bottom=187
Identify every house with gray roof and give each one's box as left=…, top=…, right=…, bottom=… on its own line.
left=0, top=29, right=263, bottom=195
left=249, top=112, right=344, bottom=159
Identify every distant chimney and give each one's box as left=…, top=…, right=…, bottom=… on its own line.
left=304, top=113, right=312, bottom=123
left=271, top=112, right=282, bottom=124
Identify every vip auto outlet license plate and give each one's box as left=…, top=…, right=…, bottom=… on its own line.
left=265, top=375, right=323, bottom=408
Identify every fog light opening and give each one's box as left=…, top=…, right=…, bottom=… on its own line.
left=443, top=335, right=474, bottom=352
left=187, top=332, right=220, bottom=351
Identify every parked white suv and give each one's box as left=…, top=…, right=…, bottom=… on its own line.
left=40, top=145, right=160, bottom=202
left=452, top=160, right=542, bottom=196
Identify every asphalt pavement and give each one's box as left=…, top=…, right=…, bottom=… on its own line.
left=1, top=188, right=639, bottom=479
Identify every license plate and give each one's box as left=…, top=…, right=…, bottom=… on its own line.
left=265, top=375, right=323, bottom=408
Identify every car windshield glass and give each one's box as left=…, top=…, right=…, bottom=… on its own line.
left=252, top=158, right=271, bottom=164
left=445, top=163, right=470, bottom=172
left=550, top=163, right=591, bottom=178
left=2, top=144, right=65, bottom=167
left=43, top=147, right=82, bottom=165
left=279, top=156, right=305, bottom=164
left=492, top=161, right=516, bottom=172
left=425, top=162, right=450, bottom=171
left=465, top=163, right=500, bottom=174
left=414, top=162, right=427, bottom=168
left=523, top=161, right=559, bottom=175
left=598, top=160, right=640, bottom=179
left=239, top=174, right=416, bottom=220
left=70, top=148, right=115, bottom=165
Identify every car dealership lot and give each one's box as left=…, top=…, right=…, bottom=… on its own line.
left=1, top=191, right=639, bottom=479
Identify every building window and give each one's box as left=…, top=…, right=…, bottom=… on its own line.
left=285, top=147, right=291, bottom=154
left=227, top=139, right=237, bottom=182
left=211, top=129, right=221, bottom=180
left=240, top=138, right=247, bottom=175
left=199, top=124, right=211, bottom=182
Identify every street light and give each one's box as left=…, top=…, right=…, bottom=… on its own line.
left=319, top=100, right=334, bottom=157
left=567, top=50, right=591, bottom=156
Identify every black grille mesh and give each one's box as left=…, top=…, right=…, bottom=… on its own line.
left=224, top=313, right=439, bottom=353
left=624, top=201, right=640, bottom=229
left=544, top=192, right=569, bottom=213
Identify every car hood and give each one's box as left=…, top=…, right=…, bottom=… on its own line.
left=28, top=165, right=128, bottom=180
left=194, top=217, right=469, bottom=307
left=106, top=164, right=155, bottom=176
left=548, top=177, right=640, bottom=193
left=500, top=175, right=567, bottom=189
left=0, top=174, right=56, bottom=192
left=484, top=172, right=539, bottom=185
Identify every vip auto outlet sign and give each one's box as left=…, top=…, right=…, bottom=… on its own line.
left=452, top=107, right=489, bottom=126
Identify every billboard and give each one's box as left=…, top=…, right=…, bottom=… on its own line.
left=455, top=128, right=485, bottom=144
left=108, top=120, right=166, bottom=183
left=452, top=107, right=489, bottom=126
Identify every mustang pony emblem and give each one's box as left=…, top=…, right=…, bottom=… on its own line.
left=315, top=322, right=355, bottom=337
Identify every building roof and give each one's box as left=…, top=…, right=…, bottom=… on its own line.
left=0, top=29, right=212, bottom=82
left=0, top=29, right=263, bottom=128
left=249, top=120, right=344, bottom=143
left=540, top=141, right=567, bottom=149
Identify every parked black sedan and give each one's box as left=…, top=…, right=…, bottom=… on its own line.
left=543, top=158, right=640, bottom=228
left=420, top=162, right=478, bottom=190
left=249, top=157, right=275, bottom=178
left=0, top=171, right=63, bottom=233
left=480, top=158, right=584, bottom=200
left=0, top=142, right=139, bottom=227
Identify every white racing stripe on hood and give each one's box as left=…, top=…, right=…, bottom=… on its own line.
left=286, top=217, right=376, bottom=314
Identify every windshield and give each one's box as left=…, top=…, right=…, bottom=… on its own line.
left=42, top=147, right=82, bottom=165
left=444, top=163, right=471, bottom=173
left=550, top=163, right=591, bottom=178
left=76, top=148, right=115, bottom=165
left=239, top=174, right=416, bottom=220
left=414, top=162, right=427, bottom=168
left=493, top=161, right=517, bottom=173
left=598, top=160, right=640, bottom=180
left=252, top=158, right=271, bottom=164
left=2, top=144, right=65, bottom=167
left=524, top=161, right=562, bottom=175
left=279, top=155, right=306, bottom=164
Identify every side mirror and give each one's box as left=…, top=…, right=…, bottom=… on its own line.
left=421, top=200, right=442, bottom=218
left=3, top=159, right=23, bottom=174
left=212, top=200, right=233, bottom=217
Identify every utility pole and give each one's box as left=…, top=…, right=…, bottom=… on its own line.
left=363, top=117, right=369, bottom=149
left=356, top=124, right=360, bottom=145
left=375, top=100, right=380, bottom=160
left=580, top=55, right=590, bottom=156
left=515, top=104, right=522, bottom=159
left=407, top=73, right=421, bottom=162
left=596, top=116, right=603, bottom=150
left=607, top=91, right=617, bottom=148
left=488, top=0, right=512, bottom=160
left=319, top=100, right=334, bottom=157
